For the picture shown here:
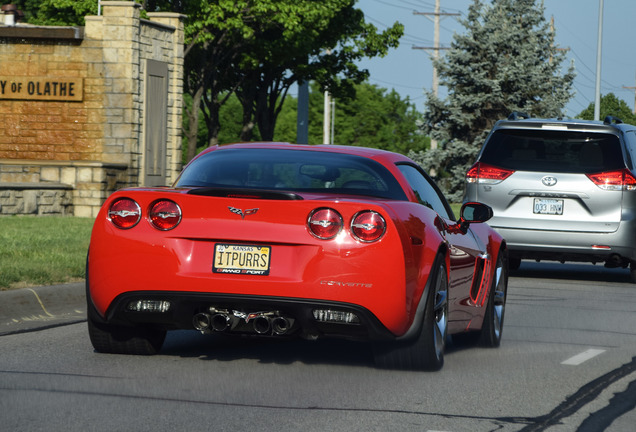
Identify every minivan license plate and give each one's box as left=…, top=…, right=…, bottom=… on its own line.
left=533, top=198, right=563, bottom=215
left=213, top=244, right=271, bottom=275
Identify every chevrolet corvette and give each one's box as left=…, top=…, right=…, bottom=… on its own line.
left=87, top=143, right=508, bottom=370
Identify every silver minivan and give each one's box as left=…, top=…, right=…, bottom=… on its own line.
left=464, top=113, right=636, bottom=282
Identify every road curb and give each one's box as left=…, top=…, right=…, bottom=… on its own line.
left=0, top=282, right=86, bottom=335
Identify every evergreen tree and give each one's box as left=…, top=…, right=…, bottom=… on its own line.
left=410, top=0, right=575, bottom=201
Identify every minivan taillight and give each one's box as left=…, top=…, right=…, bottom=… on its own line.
left=466, top=162, right=514, bottom=184
left=586, top=169, right=636, bottom=191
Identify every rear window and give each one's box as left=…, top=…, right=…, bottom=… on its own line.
left=175, top=147, right=408, bottom=200
left=480, top=129, right=625, bottom=173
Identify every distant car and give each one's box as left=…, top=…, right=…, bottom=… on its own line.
left=87, top=143, right=508, bottom=370
left=465, top=113, right=636, bottom=281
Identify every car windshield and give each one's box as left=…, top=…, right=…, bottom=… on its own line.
left=480, top=129, right=625, bottom=173
left=175, top=147, right=408, bottom=200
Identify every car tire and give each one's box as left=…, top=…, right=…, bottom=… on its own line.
left=86, top=255, right=165, bottom=355
left=508, top=257, right=521, bottom=271
left=478, top=250, right=508, bottom=347
left=630, top=261, right=636, bottom=284
left=373, top=254, right=448, bottom=371
left=88, top=316, right=166, bottom=355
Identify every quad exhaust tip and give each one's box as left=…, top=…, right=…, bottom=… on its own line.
left=192, top=310, right=294, bottom=335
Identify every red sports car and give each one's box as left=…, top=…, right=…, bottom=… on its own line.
left=87, top=143, right=508, bottom=370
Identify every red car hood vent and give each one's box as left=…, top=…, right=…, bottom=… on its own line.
left=186, top=187, right=304, bottom=200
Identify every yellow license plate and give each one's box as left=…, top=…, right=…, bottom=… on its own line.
left=213, top=244, right=271, bottom=275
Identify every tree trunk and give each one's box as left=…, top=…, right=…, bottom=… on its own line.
left=185, top=85, right=204, bottom=163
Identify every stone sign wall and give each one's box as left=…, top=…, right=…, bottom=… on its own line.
left=0, top=1, right=185, bottom=217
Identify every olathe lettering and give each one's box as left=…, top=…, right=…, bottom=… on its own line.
left=0, top=76, right=83, bottom=101
left=27, top=81, right=75, bottom=97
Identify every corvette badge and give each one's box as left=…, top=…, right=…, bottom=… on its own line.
left=228, top=206, right=259, bottom=219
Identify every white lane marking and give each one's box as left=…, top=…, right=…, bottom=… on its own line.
left=562, top=349, right=606, bottom=366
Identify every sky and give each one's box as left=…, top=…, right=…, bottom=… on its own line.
left=355, top=0, right=636, bottom=117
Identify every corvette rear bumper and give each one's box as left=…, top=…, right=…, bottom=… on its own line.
left=89, top=291, right=401, bottom=342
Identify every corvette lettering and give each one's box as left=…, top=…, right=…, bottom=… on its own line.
left=321, top=280, right=373, bottom=288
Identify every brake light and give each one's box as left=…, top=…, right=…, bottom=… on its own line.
left=149, top=200, right=182, bottom=230
left=466, top=162, right=514, bottom=184
left=351, top=211, right=386, bottom=242
left=586, top=169, right=636, bottom=191
left=308, top=208, right=343, bottom=239
left=108, top=198, right=141, bottom=229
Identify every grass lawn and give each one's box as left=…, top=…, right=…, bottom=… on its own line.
left=0, top=216, right=94, bottom=290
left=450, top=203, right=462, bottom=218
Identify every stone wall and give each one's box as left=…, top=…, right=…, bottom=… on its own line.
left=0, top=1, right=185, bottom=217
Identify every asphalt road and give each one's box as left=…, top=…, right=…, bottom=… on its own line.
left=1, top=262, right=636, bottom=431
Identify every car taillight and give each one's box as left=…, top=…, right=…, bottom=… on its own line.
left=586, top=169, right=636, bottom=191
left=149, top=200, right=182, bottom=230
left=308, top=208, right=343, bottom=239
left=351, top=211, right=386, bottom=242
left=108, top=198, right=141, bottom=229
left=466, top=162, right=514, bottom=184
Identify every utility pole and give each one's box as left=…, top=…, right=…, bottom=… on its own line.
left=323, top=90, right=331, bottom=144
left=296, top=81, right=309, bottom=144
left=412, top=0, right=459, bottom=99
left=623, top=73, right=636, bottom=114
left=594, top=0, right=604, bottom=121
left=412, top=0, right=459, bottom=151
left=323, top=49, right=332, bottom=144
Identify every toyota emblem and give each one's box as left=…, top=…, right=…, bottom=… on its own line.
left=541, top=176, right=558, bottom=187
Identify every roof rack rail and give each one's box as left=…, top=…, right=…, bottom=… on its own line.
left=508, top=112, right=530, bottom=120
left=604, top=115, right=623, bottom=125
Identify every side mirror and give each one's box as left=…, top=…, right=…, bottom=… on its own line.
left=460, top=202, right=493, bottom=224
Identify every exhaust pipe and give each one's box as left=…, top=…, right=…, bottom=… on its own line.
left=253, top=315, right=272, bottom=334
left=272, top=316, right=291, bottom=335
left=210, top=313, right=231, bottom=332
left=193, top=313, right=211, bottom=331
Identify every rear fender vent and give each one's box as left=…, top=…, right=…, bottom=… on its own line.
left=470, top=259, right=485, bottom=303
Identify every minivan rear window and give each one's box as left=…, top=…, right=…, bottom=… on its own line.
left=480, top=129, right=624, bottom=173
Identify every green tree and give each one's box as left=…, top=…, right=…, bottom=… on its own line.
left=176, top=0, right=402, bottom=159
left=334, top=83, right=428, bottom=154
left=410, top=0, right=575, bottom=201
left=271, top=82, right=428, bottom=153
left=16, top=0, right=115, bottom=25
left=577, top=93, right=636, bottom=125
left=231, top=1, right=403, bottom=142
left=191, top=81, right=428, bottom=157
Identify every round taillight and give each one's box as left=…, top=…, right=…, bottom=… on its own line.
left=308, top=208, right=343, bottom=239
left=351, top=211, right=386, bottom=242
left=108, top=198, right=141, bottom=229
left=149, top=200, right=182, bottom=230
